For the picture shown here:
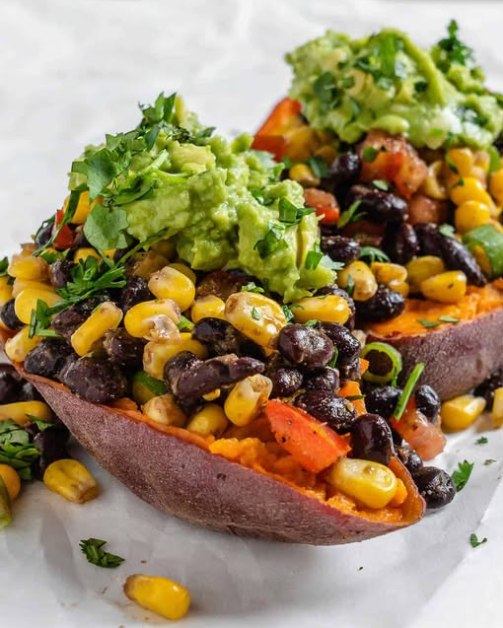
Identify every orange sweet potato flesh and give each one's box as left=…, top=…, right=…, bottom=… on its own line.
left=367, top=285, right=503, bottom=400
left=12, top=365, right=424, bottom=544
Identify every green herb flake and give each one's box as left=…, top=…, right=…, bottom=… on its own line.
left=312, top=72, right=340, bottom=108
left=303, top=320, right=319, bottom=328
left=254, top=225, right=287, bottom=258
left=79, top=538, right=125, bottom=569
left=177, top=315, right=194, bottom=332
left=308, top=156, right=329, bottom=179
left=362, top=146, right=378, bottom=162
left=437, top=20, right=475, bottom=72
left=417, top=318, right=442, bottom=329
left=469, top=533, right=487, bottom=548
left=475, top=436, right=488, bottom=445
left=439, top=223, right=456, bottom=238
left=251, top=307, right=261, bottom=321
left=452, top=460, right=474, bottom=491
left=359, top=246, right=389, bottom=264
left=488, top=146, right=502, bottom=174
left=0, top=420, right=40, bottom=481
left=305, top=249, right=323, bottom=271
left=0, top=257, right=9, bottom=277
left=83, top=204, right=130, bottom=251
left=337, top=200, right=365, bottom=229
left=484, top=458, right=497, bottom=466
left=57, top=257, right=127, bottom=305
left=438, top=315, right=460, bottom=324
left=372, top=179, right=389, bottom=191
left=282, top=304, right=295, bottom=322
left=241, top=282, right=265, bottom=294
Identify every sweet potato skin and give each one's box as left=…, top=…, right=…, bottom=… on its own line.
left=20, top=370, right=424, bottom=545
left=368, top=307, right=503, bottom=400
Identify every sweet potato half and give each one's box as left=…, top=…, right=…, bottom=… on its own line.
left=367, top=286, right=503, bottom=400
left=9, top=363, right=424, bottom=545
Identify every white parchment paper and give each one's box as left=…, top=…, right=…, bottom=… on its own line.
left=1, top=1, right=503, bottom=626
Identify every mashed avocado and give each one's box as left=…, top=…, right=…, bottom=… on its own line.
left=286, top=22, right=503, bottom=149
left=70, top=94, right=335, bottom=301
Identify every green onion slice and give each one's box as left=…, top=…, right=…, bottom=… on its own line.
left=463, top=224, right=503, bottom=279
left=393, top=363, right=425, bottom=421
left=360, top=342, right=403, bottom=385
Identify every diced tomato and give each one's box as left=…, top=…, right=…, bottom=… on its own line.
left=338, top=380, right=366, bottom=416
left=389, top=401, right=446, bottom=461
left=407, top=194, right=449, bottom=225
left=252, top=98, right=302, bottom=161
left=359, top=130, right=428, bottom=199
left=265, top=400, right=350, bottom=474
left=303, top=188, right=340, bottom=224
left=53, top=209, right=74, bottom=249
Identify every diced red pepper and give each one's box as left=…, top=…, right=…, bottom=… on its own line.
left=252, top=98, right=302, bottom=161
left=303, top=188, right=340, bottom=224
left=389, top=401, right=446, bottom=461
left=338, top=380, right=367, bottom=416
left=265, top=400, right=350, bottom=474
left=53, top=209, right=74, bottom=250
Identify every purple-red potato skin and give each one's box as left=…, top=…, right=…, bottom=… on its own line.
left=368, top=308, right=503, bottom=401
left=15, top=368, right=424, bottom=544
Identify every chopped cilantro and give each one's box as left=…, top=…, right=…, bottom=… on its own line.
left=251, top=307, right=261, bottom=321
left=439, top=223, right=456, bottom=238
left=241, top=282, right=265, bottom=294
left=438, top=315, right=460, bottom=324
left=469, top=533, right=487, bottom=548
left=57, top=256, right=127, bottom=304
left=0, top=257, right=9, bottom=277
left=83, top=204, right=130, bottom=251
left=337, top=200, right=364, bottom=229
left=372, top=179, right=389, bottom=191
left=359, top=246, right=389, bottom=264
left=362, top=146, right=378, bottom=162
left=312, top=72, right=340, bottom=108
left=79, top=538, right=125, bottom=569
left=417, top=318, right=442, bottom=329
left=28, top=300, right=61, bottom=339
left=452, top=460, right=474, bottom=491
left=0, top=420, right=40, bottom=481
left=177, top=315, right=194, bottom=331
left=307, top=156, right=329, bottom=179
left=254, top=225, right=287, bottom=258
left=278, top=198, right=313, bottom=225
left=484, top=459, right=497, bottom=466
left=475, top=436, right=488, bottom=445
left=282, top=304, right=294, bottom=322
left=305, top=249, right=323, bottom=270
left=436, top=20, right=475, bottom=72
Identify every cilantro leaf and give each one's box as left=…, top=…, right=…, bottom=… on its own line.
left=79, top=538, right=125, bottom=569
left=0, top=257, right=9, bottom=277
left=177, top=315, right=194, bottom=331
left=469, top=533, right=487, bottom=548
left=439, top=223, right=456, bottom=238
left=484, top=458, right=497, bottom=466
left=362, top=146, right=378, bottom=162
left=251, top=307, right=261, bottom=321
left=282, top=304, right=294, bottom=322
left=254, top=225, right=287, bottom=258
left=305, top=248, right=323, bottom=270
left=241, top=282, right=265, bottom=294
left=436, top=20, right=475, bottom=72
left=337, top=200, right=365, bottom=229
left=57, top=257, right=127, bottom=304
left=475, top=436, right=488, bottom=445
left=278, top=198, right=313, bottom=224
left=359, top=246, right=389, bottom=264
left=307, top=156, right=329, bottom=179
left=0, top=420, right=40, bottom=481
left=83, top=204, right=130, bottom=251
left=312, top=72, right=340, bottom=107
left=452, top=460, right=474, bottom=491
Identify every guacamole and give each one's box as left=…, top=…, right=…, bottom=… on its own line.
left=286, top=23, right=503, bottom=149
left=71, top=94, right=335, bottom=301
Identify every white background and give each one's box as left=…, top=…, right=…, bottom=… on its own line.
left=1, top=1, right=503, bottom=626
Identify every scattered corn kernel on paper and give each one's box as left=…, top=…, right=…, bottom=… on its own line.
left=1, top=0, right=503, bottom=626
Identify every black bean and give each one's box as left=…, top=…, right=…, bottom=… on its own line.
left=34, top=220, right=54, bottom=247
left=346, top=184, right=408, bottom=223
left=320, top=152, right=361, bottom=195
left=439, top=234, right=487, bottom=286
left=71, top=226, right=89, bottom=250
left=269, top=367, right=304, bottom=397
left=412, top=466, right=456, bottom=509
left=103, top=329, right=145, bottom=369
left=382, top=222, right=419, bottom=264
left=350, top=413, right=395, bottom=465
left=119, top=276, right=152, bottom=313
left=24, top=339, right=74, bottom=379
left=474, top=368, right=503, bottom=410
left=278, top=324, right=334, bottom=370
left=295, top=390, right=357, bottom=434
left=304, top=367, right=340, bottom=392
left=396, top=445, right=423, bottom=474
left=320, top=235, right=361, bottom=265
left=59, top=357, right=128, bottom=403
left=0, top=299, right=23, bottom=331
left=165, top=352, right=265, bottom=402
left=49, top=259, right=74, bottom=289
left=31, top=424, right=70, bottom=480
left=356, top=286, right=405, bottom=322
left=415, top=385, right=441, bottom=423
left=317, top=286, right=356, bottom=330
left=192, top=318, right=244, bottom=356
left=196, top=270, right=248, bottom=301
left=365, top=386, right=402, bottom=420
left=52, top=298, right=105, bottom=340
left=319, top=323, right=360, bottom=367
left=0, top=364, right=22, bottom=403
left=414, top=223, right=442, bottom=256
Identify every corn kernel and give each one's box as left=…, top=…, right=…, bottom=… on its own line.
left=291, top=294, right=351, bottom=324
left=124, top=299, right=181, bottom=339
left=0, top=465, right=21, bottom=501
left=148, top=266, right=196, bottom=312
left=288, top=163, right=320, bottom=187
left=450, top=176, right=494, bottom=207
left=202, top=389, right=221, bottom=401
left=441, top=395, right=486, bottom=432
left=5, top=327, right=42, bottom=362
left=337, top=261, right=377, bottom=301
left=326, top=457, right=398, bottom=509
left=370, top=262, right=407, bottom=285
left=489, top=168, right=503, bottom=207
left=143, top=334, right=208, bottom=380
left=454, top=200, right=492, bottom=234
left=43, top=459, right=98, bottom=503
left=446, top=148, right=474, bottom=178
left=169, top=262, right=197, bottom=285
left=406, top=256, right=446, bottom=293
left=388, top=279, right=410, bottom=297
left=142, top=394, right=187, bottom=427
left=131, top=251, right=169, bottom=279
left=225, top=292, right=287, bottom=348
left=187, top=404, right=229, bottom=436
left=389, top=478, right=407, bottom=507
left=0, top=276, right=13, bottom=307
left=73, top=248, right=101, bottom=263
left=65, top=190, right=94, bottom=225
left=421, top=161, right=448, bottom=200
left=284, top=126, right=321, bottom=162
left=71, top=301, right=123, bottom=356
left=420, top=271, right=467, bottom=303
left=151, top=239, right=176, bottom=260
left=124, top=574, right=191, bottom=621
left=191, top=295, right=226, bottom=323
left=492, top=387, right=503, bottom=428
left=474, top=150, right=490, bottom=174
left=224, top=374, right=272, bottom=426
left=8, top=254, right=49, bottom=281
left=14, top=288, right=62, bottom=325
left=12, top=279, right=54, bottom=299
left=0, top=400, right=53, bottom=426
left=314, top=144, right=338, bottom=164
